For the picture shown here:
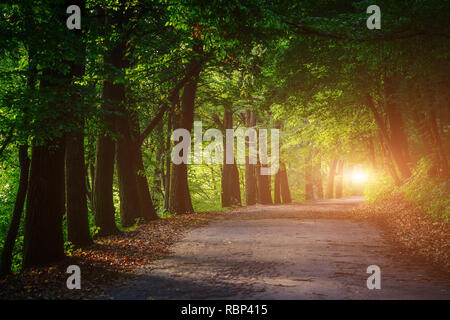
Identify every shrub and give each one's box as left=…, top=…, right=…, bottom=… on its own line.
left=400, top=158, right=449, bottom=221
left=364, top=173, right=396, bottom=203
left=364, top=158, right=449, bottom=222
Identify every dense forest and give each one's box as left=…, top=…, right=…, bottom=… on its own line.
left=0, top=0, right=448, bottom=280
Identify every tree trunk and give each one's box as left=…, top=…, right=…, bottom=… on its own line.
left=221, top=106, right=241, bottom=207
left=279, top=162, right=292, bottom=203
left=94, top=54, right=124, bottom=232
left=85, top=164, right=93, bottom=205
left=23, top=139, right=66, bottom=268
left=164, top=109, right=173, bottom=211
left=1, top=146, right=30, bottom=275
left=305, top=152, right=314, bottom=200
left=65, top=128, right=92, bottom=247
left=384, top=77, right=411, bottom=179
left=347, top=163, right=354, bottom=196
left=429, top=108, right=448, bottom=177
left=115, top=105, right=142, bottom=227
left=134, top=142, right=158, bottom=221
left=335, top=160, right=344, bottom=198
left=21, top=2, right=72, bottom=268
left=93, top=132, right=119, bottom=236
left=169, top=62, right=201, bottom=214
left=257, top=164, right=272, bottom=204
left=93, top=12, right=125, bottom=236
left=245, top=110, right=257, bottom=205
left=366, top=95, right=407, bottom=184
left=108, top=41, right=142, bottom=227
left=64, top=0, right=92, bottom=246
left=326, top=158, right=338, bottom=199
left=89, top=162, right=95, bottom=203
left=368, top=137, right=377, bottom=169
left=129, top=109, right=158, bottom=222
left=313, top=158, right=323, bottom=200
left=378, top=132, right=401, bottom=185
left=152, top=121, right=165, bottom=201
left=274, top=170, right=281, bottom=204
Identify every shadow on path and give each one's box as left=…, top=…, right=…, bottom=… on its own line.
left=103, top=197, right=449, bottom=300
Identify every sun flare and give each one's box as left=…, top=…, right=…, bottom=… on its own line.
left=351, top=170, right=368, bottom=184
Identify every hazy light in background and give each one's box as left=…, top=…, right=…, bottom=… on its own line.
left=351, top=169, right=368, bottom=184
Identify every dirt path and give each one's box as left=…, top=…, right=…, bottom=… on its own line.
left=103, top=198, right=449, bottom=299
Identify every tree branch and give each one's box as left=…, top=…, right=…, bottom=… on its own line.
left=0, top=128, right=14, bottom=159
left=138, top=58, right=206, bottom=146
left=137, top=103, right=169, bottom=146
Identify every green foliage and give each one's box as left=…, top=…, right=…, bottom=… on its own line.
left=189, top=165, right=223, bottom=212
left=0, top=164, right=23, bottom=273
left=90, top=225, right=100, bottom=238
left=364, top=159, right=449, bottom=221
left=364, top=174, right=396, bottom=203
left=400, top=159, right=450, bottom=221
left=64, top=241, right=82, bottom=257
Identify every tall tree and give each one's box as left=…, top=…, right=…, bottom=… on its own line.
left=221, top=106, right=241, bottom=207
left=65, top=0, right=92, bottom=247
left=169, top=59, right=202, bottom=214
left=335, top=160, right=344, bottom=199
left=326, top=158, right=338, bottom=199
left=279, top=162, right=292, bottom=204
left=244, top=110, right=257, bottom=205
left=305, top=151, right=314, bottom=200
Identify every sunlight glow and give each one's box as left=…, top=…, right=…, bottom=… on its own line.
left=351, top=170, right=368, bottom=184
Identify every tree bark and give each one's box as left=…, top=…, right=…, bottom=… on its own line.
left=93, top=131, right=119, bottom=236
left=368, top=137, right=377, bottom=169
left=115, top=103, right=142, bottom=227
left=65, top=0, right=92, bottom=246
left=279, top=162, right=292, bottom=203
left=245, top=110, right=257, bottom=205
left=131, top=116, right=158, bottom=222
left=93, top=10, right=125, bottom=236
left=335, top=160, right=344, bottom=198
left=274, top=170, right=281, bottom=204
left=257, top=164, right=272, bottom=204
left=378, top=132, right=401, bottom=185
left=169, top=61, right=201, bottom=214
left=221, top=106, right=241, bottom=207
left=164, top=109, right=173, bottom=211
left=65, top=128, right=92, bottom=247
left=366, top=95, right=407, bottom=184
left=305, top=152, right=314, bottom=200
left=152, top=121, right=164, bottom=201
left=326, top=158, right=338, bottom=199
left=0, top=146, right=30, bottom=275
left=313, top=158, right=323, bottom=199
left=384, top=78, right=411, bottom=179
left=429, top=108, right=449, bottom=177
left=22, top=2, right=72, bottom=268
left=93, top=76, right=119, bottom=236
left=23, top=139, right=66, bottom=268
left=347, top=163, right=354, bottom=195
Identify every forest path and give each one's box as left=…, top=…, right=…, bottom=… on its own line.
left=103, top=197, right=449, bottom=299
